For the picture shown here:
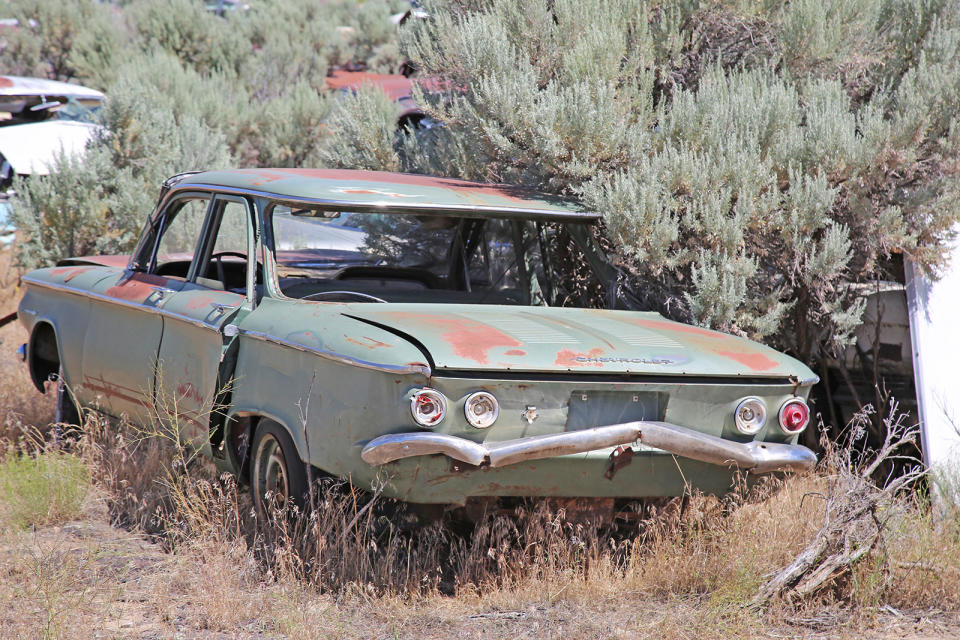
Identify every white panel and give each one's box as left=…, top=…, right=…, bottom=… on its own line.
left=906, top=240, right=960, bottom=502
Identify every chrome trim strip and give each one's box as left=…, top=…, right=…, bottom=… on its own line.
left=239, top=329, right=431, bottom=377
left=166, top=183, right=600, bottom=221
left=21, top=276, right=223, bottom=333
left=361, top=420, right=817, bottom=474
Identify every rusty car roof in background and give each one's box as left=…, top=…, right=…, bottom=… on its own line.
left=175, top=168, right=597, bottom=219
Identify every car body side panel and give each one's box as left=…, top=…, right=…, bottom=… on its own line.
left=155, top=285, right=246, bottom=452
left=230, top=299, right=431, bottom=469
left=19, top=265, right=121, bottom=396
left=82, top=271, right=182, bottom=422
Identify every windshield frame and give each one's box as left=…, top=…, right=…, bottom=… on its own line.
left=261, top=200, right=608, bottom=308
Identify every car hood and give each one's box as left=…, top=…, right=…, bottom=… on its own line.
left=341, top=304, right=815, bottom=379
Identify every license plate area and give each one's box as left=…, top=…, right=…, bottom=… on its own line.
left=565, top=391, right=665, bottom=431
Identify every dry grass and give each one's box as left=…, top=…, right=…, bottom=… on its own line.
left=0, top=247, right=54, bottom=438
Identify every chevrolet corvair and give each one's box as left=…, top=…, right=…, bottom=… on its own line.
left=17, top=168, right=817, bottom=518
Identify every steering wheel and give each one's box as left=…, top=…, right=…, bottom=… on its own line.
left=301, top=290, right=387, bottom=303
left=207, top=250, right=248, bottom=286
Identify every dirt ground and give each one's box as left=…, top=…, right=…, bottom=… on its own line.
left=2, top=494, right=960, bottom=640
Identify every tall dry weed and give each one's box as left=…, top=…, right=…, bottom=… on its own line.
left=0, top=248, right=54, bottom=437
left=51, top=389, right=960, bottom=620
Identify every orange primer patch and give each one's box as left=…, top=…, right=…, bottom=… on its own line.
left=345, top=336, right=393, bottom=349
left=554, top=348, right=604, bottom=368
left=381, top=312, right=520, bottom=364
left=50, top=266, right=96, bottom=282
left=716, top=350, right=780, bottom=371
left=105, top=273, right=169, bottom=302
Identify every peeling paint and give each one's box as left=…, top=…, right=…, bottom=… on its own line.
left=345, top=336, right=394, bottom=349
left=104, top=273, right=169, bottom=302
left=555, top=348, right=605, bottom=368
left=716, top=350, right=780, bottom=372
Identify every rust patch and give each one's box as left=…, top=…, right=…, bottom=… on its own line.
left=175, top=381, right=205, bottom=406
left=183, top=295, right=219, bottom=311
left=0, top=77, right=13, bottom=88
left=716, top=350, right=780, bottom=372
left=505, top=349, right=526, bottom=356
left=83, top=375, right=150, bottom=408
left=234, top=168, right=545, bottom=205
left=379, top=312, right=520, bottom=364
left=345, top=336, right=393, bottom=349
left=554, top=348, right=604, bottom=368
left=50, top=266, right=96, bottom=282
left=105, top=273, right=169, bottom=302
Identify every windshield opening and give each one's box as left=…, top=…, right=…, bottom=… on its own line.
left=268, top=204, right=607, bottom=307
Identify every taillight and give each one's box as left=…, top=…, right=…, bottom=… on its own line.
left=734, top=397, right=767, bottom=435
left=778, top=399, right=810, bottom=434
left=410, top=388, right=447, bottom=428
left=464, top=391, right=499, bottom=429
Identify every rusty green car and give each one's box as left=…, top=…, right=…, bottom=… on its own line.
left=17, top=169, right=817, bottom=519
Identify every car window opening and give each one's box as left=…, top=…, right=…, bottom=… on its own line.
left=269, top=204, right=607, bottom=307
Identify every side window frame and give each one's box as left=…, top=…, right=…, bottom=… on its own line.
left=132, top=191, right=214, bottom=275
left=189, top=193, right=257, bottom=306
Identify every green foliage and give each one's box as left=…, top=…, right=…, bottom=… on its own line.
left=12, top=55, right=234, bottom=268
left=328, top=0, right=960, bottom=361
left=127, top=0, right=250, bottom=75
left=321, top=86, right=402, bottom=171
left=0, top=0, right=122, bottom=85
left=0, top=452, right=89, bottom=530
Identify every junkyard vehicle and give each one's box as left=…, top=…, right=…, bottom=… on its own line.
left=0, top=76, right=104, bottom=127
left=17, top=169, right=818, bottom=519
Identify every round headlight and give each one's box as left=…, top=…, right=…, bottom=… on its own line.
left=779, top=398, right=810, bottom=434
left=464, top=391, right=499, bottom=429
left=734, top=397, right=767, bottom=435
left=410, top=388, right=447, bottom=428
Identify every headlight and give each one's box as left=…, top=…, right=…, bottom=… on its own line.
left=410, top=388, right=447, bottom=428
left=734, top=397, right=766, bottom=435
left=464, top=391, right=499, bottom=429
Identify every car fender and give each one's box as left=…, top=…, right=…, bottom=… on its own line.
left=225, top=406, right=308, bottom=472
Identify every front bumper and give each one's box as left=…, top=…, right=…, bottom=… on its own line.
left=361, top=420, right=817, bottom=475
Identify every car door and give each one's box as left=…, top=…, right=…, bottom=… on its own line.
left=154, top=194, right=256, bottom=454
left=80, top=194, right=210, bottom=424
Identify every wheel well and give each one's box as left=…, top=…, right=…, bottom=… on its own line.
left=225, top=415, right=258, bottom=481
left=28, top=322, right=59, bottom=393
left=226, top=414, right=324, bottom=484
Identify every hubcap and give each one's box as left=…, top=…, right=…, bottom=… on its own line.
left=256, top=434, right=289, bottom=511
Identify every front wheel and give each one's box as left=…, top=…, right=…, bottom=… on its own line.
left=54, top=366, right=82, bottom=442
left=250, top=420, right=311, bottom=521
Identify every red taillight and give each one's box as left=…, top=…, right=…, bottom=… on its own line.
left=778, top=399, right=810, bottom=434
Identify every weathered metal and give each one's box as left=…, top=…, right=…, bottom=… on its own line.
left=360, top=420, right=817, bottom=474
left=17, top=168, right=820, bottom=507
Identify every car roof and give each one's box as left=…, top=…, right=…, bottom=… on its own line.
left=0, top=76, right=104, bottom=101
left=173, top=168, right=598, bottom=221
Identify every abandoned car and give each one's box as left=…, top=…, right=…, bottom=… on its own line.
left=17, top=169, right=818, bottom=517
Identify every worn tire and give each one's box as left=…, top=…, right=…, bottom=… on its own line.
left=53, top=366, right=82, bottom=443
left=250, top=420, right=311, bottom=521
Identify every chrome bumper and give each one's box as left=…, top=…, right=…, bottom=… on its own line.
left=360, top=421, right=817, bottom=475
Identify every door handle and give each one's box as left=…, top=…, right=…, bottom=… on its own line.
left=210, top=302, right=239, bottom=315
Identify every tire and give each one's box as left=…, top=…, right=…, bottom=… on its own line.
left=250, top=420, right=311, bottom=521
left=53, top=366, right=82, bottom=443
